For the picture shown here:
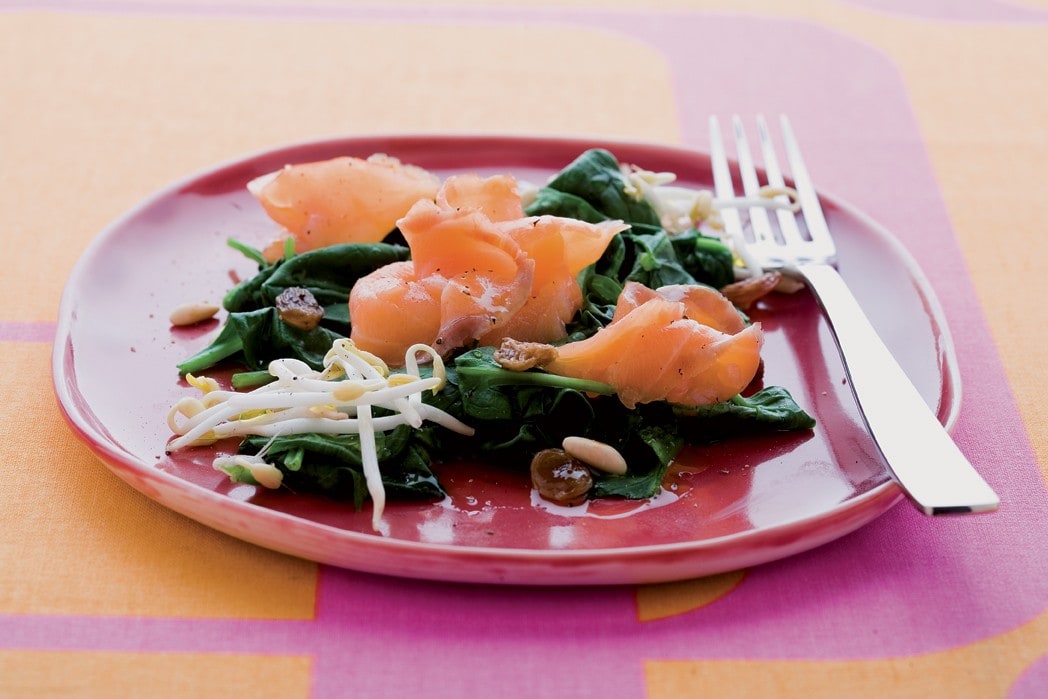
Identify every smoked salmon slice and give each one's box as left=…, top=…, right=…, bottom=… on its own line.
left=480, top=215, right=626, bottom=345
left=545, top=281, right=763, bottom=408
left=349, top=197, right=535, bottom=365
left=611, top=281, right=747, bottom=334
left=437, top=171, right=627, bottom=344
left=436, top=173, right=524, bottom=222
left=343, top=260, right=446, bottom=366
left=348, top=173, right=625, bottom=364
left=249, top=154, right=440, bottom=261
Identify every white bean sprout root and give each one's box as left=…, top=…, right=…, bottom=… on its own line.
left=167, top=339, right=474, bottom=533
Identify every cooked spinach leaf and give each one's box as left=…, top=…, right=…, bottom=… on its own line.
left=565, top=228, right=735, bottom=339
left=525, top=148, right=661, bottom=227
left=178, top=241, right=407, bottom=375
left=224, top=240, right=409, bottom=335
left=238, top=427, right=445, bottom=509
left=449, top=348, right=684, bottom=498
left=526, top=188, right=608, bottom=224
left=451, top=347, right=608, bottom=458
left=675, top=387, right=817, bottom=442
left=590, top=421, right=682, bottom=499
left=669, top=229, right=736, bottom=290
left=176, top=307, right=344, bottom=375
left=524, top=148, right=737, bottom=317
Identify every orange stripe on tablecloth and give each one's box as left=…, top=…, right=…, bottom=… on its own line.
left=0, top=341, right=319, bottom=618
left=635, top=571, right=748, bottom=622
left=645, top=609, right=1048, bottom=698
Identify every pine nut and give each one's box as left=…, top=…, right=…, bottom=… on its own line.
left=561, top=436, right=628, bottom=475
left=169, top=303, right=220, bottom=326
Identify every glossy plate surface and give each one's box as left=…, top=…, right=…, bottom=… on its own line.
left=52, top=135, right=957, bottom=585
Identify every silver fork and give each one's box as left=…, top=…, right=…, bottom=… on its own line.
left=709, top=114, right=999, bottom=515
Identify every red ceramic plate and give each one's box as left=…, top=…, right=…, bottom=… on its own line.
left=52, top=135, right=957, bottom=585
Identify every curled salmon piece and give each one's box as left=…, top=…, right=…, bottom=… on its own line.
left=439, top=173, right=625, bottom=344
left=436, top=173, right=524, bottom=222
left=349, top=198, right=535, bottom=365
left=345, top=260, right=445, bottom=365
left=349, top=173, right=624, bottom=363
left=249, top=154, right=440, bottom=261
left=481, top=215, right=627, bottom=345
left=545, top=281, right=763, bottom=408
left=612, top=281, right=746, bottom=334
left=406, top=200, right=536, bottom=353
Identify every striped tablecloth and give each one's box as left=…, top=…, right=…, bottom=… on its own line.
left=2, top=1, right=1045, bottom=696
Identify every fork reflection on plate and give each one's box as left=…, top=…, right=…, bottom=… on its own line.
left=709, top=114, right=999, bottom=516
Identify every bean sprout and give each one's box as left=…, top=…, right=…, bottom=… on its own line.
left=167, top=338, right=474, bottom=533
left=622, top=164, right=800, bottom=279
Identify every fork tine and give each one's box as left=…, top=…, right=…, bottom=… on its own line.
left=731, top=116, right=774, bottom=245
left=707, top=116, right=743, bottom=232
left=756, top=115, right=805, bottom=247
left=709, top=116, right=767, bottom=277
left=779, top=115, right=836, bottom=260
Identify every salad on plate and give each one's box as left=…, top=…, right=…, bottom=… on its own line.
left=165, top=148, right=816, bottom=534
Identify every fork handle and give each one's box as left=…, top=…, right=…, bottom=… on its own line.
left=795, top=262, right=999, bottom=515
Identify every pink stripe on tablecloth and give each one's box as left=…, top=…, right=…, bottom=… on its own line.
left=0, top=571, right=646, bottom=698
left=1010, top=655, right=1048, bottom=699
left=840, top=0, right=1048, bottom=22
left=0, top=321, right=56, bottom=343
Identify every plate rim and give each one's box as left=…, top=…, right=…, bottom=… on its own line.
left=52, top=132, right=958, bottom=583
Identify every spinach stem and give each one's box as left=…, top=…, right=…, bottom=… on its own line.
left=456, top=366, right=615, bottom=396
left=177, top=336, right=243, bottom=376
left=226, top=237, right=267, bottom=265
left=231, top=370, right=276, bottom=390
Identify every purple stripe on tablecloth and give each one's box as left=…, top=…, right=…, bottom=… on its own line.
left=0, top=321, right=56, bottom=343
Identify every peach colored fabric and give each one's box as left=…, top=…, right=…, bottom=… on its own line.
left=1, top=2, right=1044, bottom=697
